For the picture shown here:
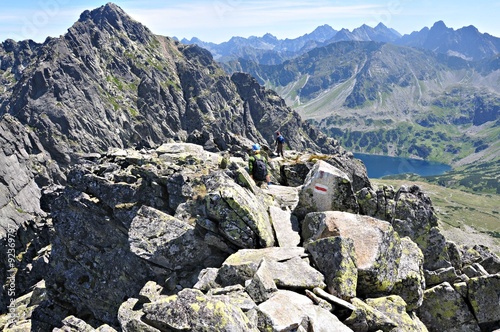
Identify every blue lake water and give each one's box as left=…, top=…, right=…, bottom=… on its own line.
left=353, top=153, right=452, bottom=179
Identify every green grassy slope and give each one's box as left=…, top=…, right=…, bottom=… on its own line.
left=373, top=179, right=500, bottom=255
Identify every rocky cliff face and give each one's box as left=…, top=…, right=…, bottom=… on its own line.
left=1, top=3, right=500, bottom=332
left=0, top=114, right=64, bottom=313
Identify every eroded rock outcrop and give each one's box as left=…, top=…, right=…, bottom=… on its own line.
left=417, top=282, right=481, bottom=332
left=357, top=183, right=463, bottom=286
left=0, top=114, right=62, bottom=314
left=204, top=172, right=275, bottom=249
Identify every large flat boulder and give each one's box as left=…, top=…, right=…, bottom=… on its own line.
left=302, top=211, right=401, bottom=297
left=216, top=247, right=326, bottom=290
left=269, top=206, right=300, bottom=247
left=256, top=290, right=353, bottom=332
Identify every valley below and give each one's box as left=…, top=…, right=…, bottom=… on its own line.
left=270, top=63, right=500, bottom=168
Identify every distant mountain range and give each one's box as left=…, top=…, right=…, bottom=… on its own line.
left=180, top=21, right=500, bottom=63
left=180, top=21, right=500, bottom=170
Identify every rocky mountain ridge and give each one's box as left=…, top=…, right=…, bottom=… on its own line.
left=0, top=3, right=339, bottom=171
left=1, top=3, right=500, bottom=332
left=398, top=20, right=500, bottom=61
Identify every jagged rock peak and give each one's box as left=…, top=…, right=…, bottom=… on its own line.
left=72, top=2, right=152, bottom=43
left=261, top=33, right=278, bottom=42
left=307, top=24, right=337, bottom=40
left=78, top=2, right=130, bottom=24
left=374, top=22, right=387, bottom=30
left=431, top=20, right=448, bottom=31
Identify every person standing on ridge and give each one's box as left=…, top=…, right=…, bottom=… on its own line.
left=275, top=131, right=285, bottom=158
left=248, top=143, right=271, bottom=188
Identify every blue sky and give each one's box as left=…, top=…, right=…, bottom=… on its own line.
left=1, top=0, right=499, bottom=43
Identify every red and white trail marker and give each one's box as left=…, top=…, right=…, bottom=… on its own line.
left=314, top=183, right=328, bottom=194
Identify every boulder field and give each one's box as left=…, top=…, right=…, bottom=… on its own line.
left=2, top=143, right=499, bottom=331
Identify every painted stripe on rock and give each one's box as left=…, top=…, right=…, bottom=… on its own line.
left=314, top=183, right=328, bottom=194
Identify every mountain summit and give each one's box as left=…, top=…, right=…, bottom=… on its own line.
left=184, top=21, right=499, bottom=63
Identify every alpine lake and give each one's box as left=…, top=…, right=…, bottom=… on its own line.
left=353, top=153, right=452, bottom=179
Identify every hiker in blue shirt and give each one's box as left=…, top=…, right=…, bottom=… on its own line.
left=275, top=131, right=285, bottom=158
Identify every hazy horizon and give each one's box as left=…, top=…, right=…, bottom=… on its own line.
left=1, top=1, right=499, bottom=44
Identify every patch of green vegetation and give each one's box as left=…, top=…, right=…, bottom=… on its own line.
left=146, top=57, right=166, bottom=71
left=124, top=50, right=136, bottom=59
left=129, top=107, right=139, bottom=117
left=382, top=157, right=500, bottom=195
left=162, top=78, right=181, bottom=91
left=99, top=88, right=121, bottom=111
left=322, top=119, right=485, bottom=164
left=127, top=81, right=139, bottom=91
left=3, top=71, right=16, bottom=83
left=424, top=158, right=500, bottom=194
left=110, top=99, right=119, bottom=111
left=107, top=75, right=124, bottom=91
left=148, top=37, right=161, bottom=50
left=15, top=207, right=27, bottom=214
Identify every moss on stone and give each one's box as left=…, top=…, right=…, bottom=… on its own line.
left=190, top=303, right=201, bottom=312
